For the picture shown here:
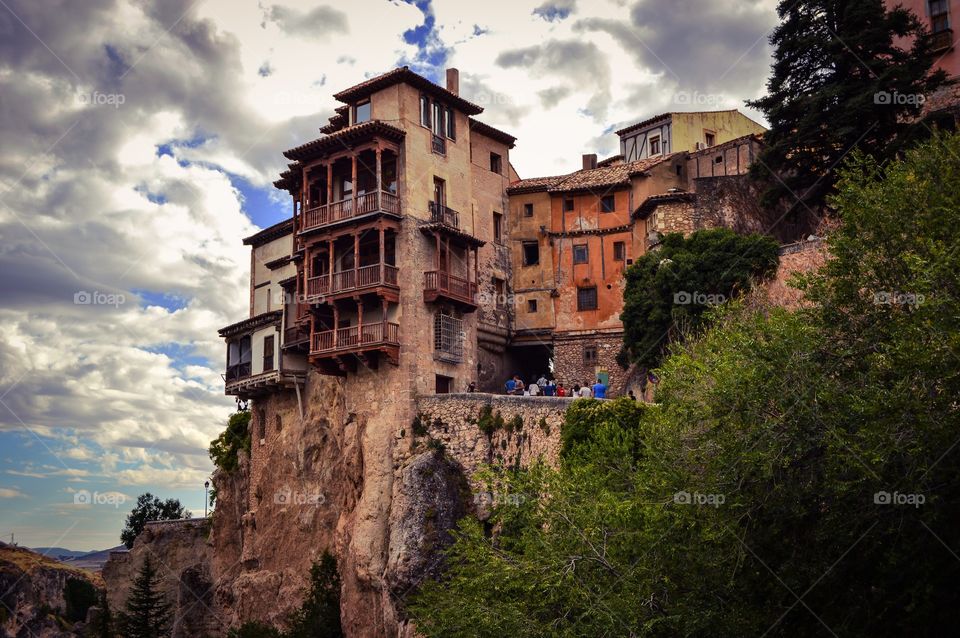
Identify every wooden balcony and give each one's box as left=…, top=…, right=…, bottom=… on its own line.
left=310, top=321, right=400, bottom=357
left=301, top=191, right=400, bottom=234
left=429, top=201, right=459, bottom=228
left=424, top=270, right=478, bottom=310
left=306, top=264, right=399, bottom=301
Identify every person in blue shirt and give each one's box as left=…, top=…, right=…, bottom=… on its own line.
left=505, top=377, right=516, bottom=394
left=543, top=380, right=555, bottom=396
left=592, top=378, right=607, bottom=399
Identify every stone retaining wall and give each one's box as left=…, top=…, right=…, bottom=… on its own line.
left=408, top=393, right=573, bottom=482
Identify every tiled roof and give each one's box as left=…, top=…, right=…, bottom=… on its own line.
left=282, top=120, right=406, bottom=162
left=507, top=154, right=678, bottom=195
left=243, top=217, right=293, bottom=246
left=219, top=310, right=282, bottom=338
left=273, top=163, right=301, bottom=194
left=597, top=154, right=624, bottom=167
left=633, top=191, right=696, bottom=219
left=333, top=66, right=484, bottom=115
left=688, top=132, right=763, bottom=157
left=468, top=118, right=516, bottom=148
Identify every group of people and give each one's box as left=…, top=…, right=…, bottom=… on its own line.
left=504, top=374, right=608, bottom=399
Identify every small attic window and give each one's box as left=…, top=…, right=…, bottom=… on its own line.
left=354, top=101, right=371, bottom=124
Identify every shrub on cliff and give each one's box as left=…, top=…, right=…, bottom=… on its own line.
left=286, top=552, right=343, bottom=638
left=409, top=133, right=960, bottom=636
left=619, top=227, right=779, bottom=369
left=209, top=410, right=252, bottom=473
left=120, top=494, right=190, bottom=549
left=63, top=577, right=97, bottom=622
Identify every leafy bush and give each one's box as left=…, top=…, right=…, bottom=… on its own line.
left=209, top=410, right=252, bottom=473
left=620, top=227, right=778, bottom=369
left=63, top=577, right=98, bottom=622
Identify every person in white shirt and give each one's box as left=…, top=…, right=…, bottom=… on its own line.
left=579, top=384, right=592, bottom=398
left=528, top=382, right=540, bottom=396
left=537, top=375, right=548, bottom=388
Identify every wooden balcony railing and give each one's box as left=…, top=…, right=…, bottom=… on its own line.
left=306, top=265, right=398, bottom=300
left=311, top=322, right=400, bottom=354
left=301, top=191, right=400, bottom=233
left=424, top=270, right=478, bottom=306
left=429, top=201, right=459, bottom=228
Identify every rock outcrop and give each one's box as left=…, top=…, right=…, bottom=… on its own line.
left=0, top=541, right=101, bottom=638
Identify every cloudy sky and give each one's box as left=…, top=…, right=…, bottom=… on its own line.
left=0, top=0, right=778, bottom=550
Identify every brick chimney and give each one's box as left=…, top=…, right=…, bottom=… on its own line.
left=582, top=153, right=597, bottom=170
left=446, top=68, right=459, bottom=96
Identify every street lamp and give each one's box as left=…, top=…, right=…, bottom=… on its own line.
left=204, top=480, right=210, bottom=517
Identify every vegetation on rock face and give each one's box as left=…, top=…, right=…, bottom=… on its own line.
left=227, top=552, right=343, bottom=638
left=748, top=0, right=948, bottom=213
left=209, top=410, right=252, bottom=474
left=63, top=576, right=98, bottom=622
left=117, top=555, right=172, bottom=638
left=619, top=227, right=779, bottom=369
left=408, top=133, right=960, bottom=636
left=120, top=493, right=190, bottom=549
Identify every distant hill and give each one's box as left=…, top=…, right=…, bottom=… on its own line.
left=28, top=545, right=125, bottom=571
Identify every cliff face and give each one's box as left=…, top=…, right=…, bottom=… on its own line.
left=104, top=372, right=571, bottom=638
left=101, top=519, right=215, bottom=638
left=0, top=542, right=101, bottom=638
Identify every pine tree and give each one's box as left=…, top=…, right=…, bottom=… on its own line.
left=117, top=555, right=172, bottom=638
left=286, top=553, right=343, bottom=638
left=748, top=0, right=948, bottom=214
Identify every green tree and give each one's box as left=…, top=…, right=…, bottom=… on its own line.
left=286, top=553, right=343, bottom=638
left=411, top=133, right=960, bottom=636
left=63, top=577, right=98, bottom=622
left=209, top=410, right=252, bottom=473
left=117, top=555, right=172, bottom=638
left=619, top=227, right=778, bottom=369
left=120, top=494, right=190, bottom=549
left=748, top=0, right=948, bottom=213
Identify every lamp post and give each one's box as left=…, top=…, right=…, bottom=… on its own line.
left=204, top=480, right=210, bottom=517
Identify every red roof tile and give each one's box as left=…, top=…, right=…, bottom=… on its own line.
left=333, top=66, right=484, bottom=115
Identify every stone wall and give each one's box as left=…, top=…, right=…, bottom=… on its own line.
left=552, top=331, right=626, bottom=396
left=766, top=238, right=827, bottom=309
left=409, top=393, right=572, bottom=482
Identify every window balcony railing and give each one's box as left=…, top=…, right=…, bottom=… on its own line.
left=429, top=201, right=459, bottom=228
left=424, top=270, right=478, bottom=307
left=306, top=264, right=399, bottom=301
left=301, top=191, right=400, bottom=233
left=929, top=28, right=954, bottom=53
left=431, top=134, right=446, bottom=155
left=310, top=321, right=400, bottom=354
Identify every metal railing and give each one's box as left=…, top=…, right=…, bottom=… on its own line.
left=434, top=313, right=464, bottom=362
left=429, top=201, right=459, bottom=228
left=431, top=134, right=446, bottom=155
left=311, top=322, right=400, bottom=354
left=301, top=191, right=400, bottom=232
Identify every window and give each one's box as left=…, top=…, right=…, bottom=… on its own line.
left=446, top=106, right=456, bottom=139
left=434, top=313, right=464, bottom=363
left=275, top=414, right=283, bottom=432
left=600, top=195, right=615, bottom=213
left=583, top=345, right=598, bottom=363
left=494, top=278, right=506, bottom=307
left=435, top=374, right=453, bottom=394
left=263, top=335, right=275, bottom=372
left=649, top=136, right=661, bottom=155
left=432, top=101, right=445, bottom=137
left=930, top=0, right=950, bottom=33
left=433, top=177, right=446, bottom=207
left=522, top=241, right=539, bottom=266
left=420, top=94, right=431, bottom=127
left=704, top=130, right=716, bottom=147
left=493, top=212, right=503, bottom=243
left=354, top=100, right=371, bottom=124
left=573, top=243, right=589, bottom=264
left=226, top=335, right=252, bottom=381
left=490, top=152, right=502, bottom=174
left=523, top=203, right=534, bottom=217
left=577, top=287, right=598, bottom=311
left=613, top=241, right=626, bottom=261
left=563, top=198, right=575, bottom=212
left=527, top=299, right=538, bottom=313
